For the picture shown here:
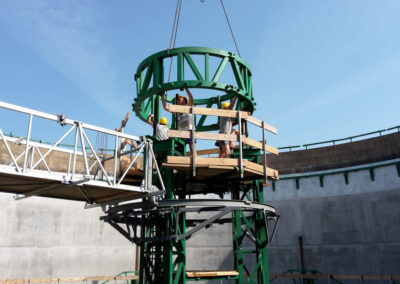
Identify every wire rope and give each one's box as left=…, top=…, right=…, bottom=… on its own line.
left=167, top=0, right=183, bottom=85
left=220, top=0, right=241, bottom=57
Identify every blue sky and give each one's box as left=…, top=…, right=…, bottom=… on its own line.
left=0, top=0, right=399, bottom=149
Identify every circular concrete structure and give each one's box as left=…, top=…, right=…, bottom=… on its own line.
left=1, top=131, right=399, bottom=279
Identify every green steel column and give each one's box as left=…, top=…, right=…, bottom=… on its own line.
left=133, top=47, right=272, bottom=284
left=232, top=187, right=244, bottom=284
left=254, top=180, right=270, bottom=284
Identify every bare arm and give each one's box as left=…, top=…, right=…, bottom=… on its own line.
left=227, top=96, right=238, bottom=110
left=161, top=94, right=170, bottom=111
left=146, top=114, right=153, bottom=125
left=185, top=88, right=194, bottom=106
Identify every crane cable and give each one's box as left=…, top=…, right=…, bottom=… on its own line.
left=167, top=0, right=183, bottom=85
left=220, top=0, right=241, bottom=57
left=166, top=0, right=241, bottom=86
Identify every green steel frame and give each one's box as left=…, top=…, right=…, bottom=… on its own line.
left=133, top=46, right=255, bottom=131
left=129, top=47, right=273, bottom=283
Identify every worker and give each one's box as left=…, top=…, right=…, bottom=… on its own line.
left=147, top=114, right=169, bottom=141
left=116, top=112, right=138, bottom=155
left=217, top=96, right=238, bottom=158
left=161, top=88, right=197, bottom=158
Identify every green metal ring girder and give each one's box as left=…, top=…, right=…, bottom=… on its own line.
left=133, top=47, right=256, bottom=130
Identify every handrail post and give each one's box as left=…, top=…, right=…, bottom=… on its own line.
left=191, top=106, right=196, bottom=177
left=23, top=114, right=33, bottom=172
left=113, top=135, right=119, bottom=185
left=78, top=123, right=90, bottom=176
left=262, top=121, right=267, bottom=183
left=238, top=110, right=243, bottom=178
left=71, top=125, right=79, bottom=179
left=144, top=141, right=148, bottom=192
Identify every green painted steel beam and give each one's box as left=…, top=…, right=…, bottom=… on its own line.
left=133, top=47, right=272, bottom=284
left=133, top=47, right=255, bottom=131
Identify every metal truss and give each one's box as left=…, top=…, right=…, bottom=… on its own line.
left=100, top=199, right=278, bottom=244
left=133, top=46, right=255, bottom=131
left=0, top=101, right=165, bottom=202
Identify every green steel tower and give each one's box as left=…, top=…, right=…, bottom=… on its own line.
left=102, top=47, right=279, bottom=283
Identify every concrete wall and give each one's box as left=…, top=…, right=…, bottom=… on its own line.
left=266, top=163, right=400, bottom=275
left=0, top=193, right=136, bottom=279
left=267, top=132, right=400, bottom=174
left=184, top=161, right=400, bottom=280
left=1, top=133, right=399, bottom=280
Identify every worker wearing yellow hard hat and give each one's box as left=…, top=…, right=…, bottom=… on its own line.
left=147, top=114, right=169, bottom=141
left=159, top=117, right=167, bottom=125
left=221, top=102, right=230, bottom=109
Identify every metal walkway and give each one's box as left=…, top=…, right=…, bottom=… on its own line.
left=0, top=101, right=164, bottom=204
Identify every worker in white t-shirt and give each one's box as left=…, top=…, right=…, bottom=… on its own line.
left=147, top=114, right=169, bottom=141
left=217, top=97, right=238, bottom=158
left=161, top=88, right=197, bottom=158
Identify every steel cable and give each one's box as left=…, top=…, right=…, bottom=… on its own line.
left=220, top=0, right=241, bottom=57
left=167, top=0, right=183, bottom=85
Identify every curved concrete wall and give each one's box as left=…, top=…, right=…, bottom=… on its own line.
left=1, top=132, right=399, bottom=280
left=185, top=133, right=400, bottom=278
left=0, top=194, right=136, bottom=279
left=268, top=132, right=400, bottom=174
left=264, top=132, right=400, bottom=274
left=266, top=162, right=400, bottom=275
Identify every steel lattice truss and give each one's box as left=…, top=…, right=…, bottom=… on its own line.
left=0, top=101, right=164, bottom=203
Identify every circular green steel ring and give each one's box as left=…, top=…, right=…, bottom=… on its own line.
left=133, top=46, right=255, bottom=128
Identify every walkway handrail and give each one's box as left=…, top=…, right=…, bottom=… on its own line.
left=279, top=125, right=400, bottom=152
left=0, top=100, right=166, bottom=203
left=166, top=104, right=278, bottom=180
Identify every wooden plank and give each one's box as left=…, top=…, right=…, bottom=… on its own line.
left=209, top=165, right=236, bottom=170
left=246, top=161, right=279, bottom=179
left=169, top=131, right=278, bottom=155
left=186, top=271, right=239, bottom=278
left=1, top=280, right=30, bottom=284
left=162, top=163, right=209, bottom=169
left=197, top=144, right=278, bottom=156
left=169, top=104, right=249, bottom=119
left=165, top=156, right=278, bottom=179
left=168, top=130, right=238, bottom=142
left=245, top=116, right=277, bottom=134
left=87, top=276, right=115, bottom=281
left=116, top=276, right=140, bottom=280
left=243, top=138, right=279, bottom=155
left=167, top=156, right=245, bottom=167
left=29, top=279, right=58, bottom=284
left=168, top=105, right=277, bottom=134
left=58, top=277, right=86, bottom=282
left=197, top=148, right=220, bottom=156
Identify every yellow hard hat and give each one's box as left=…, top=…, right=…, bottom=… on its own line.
left=221, top=102, right=230, bottom=109
left=160, top=117, right=168, bottom=125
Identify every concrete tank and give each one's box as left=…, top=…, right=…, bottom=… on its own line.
left=1, top=132, right=399, bottom=279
